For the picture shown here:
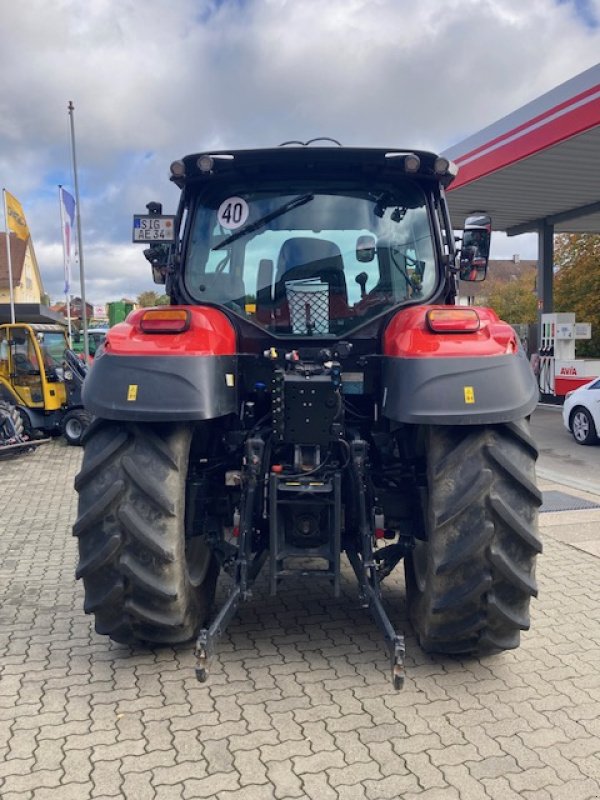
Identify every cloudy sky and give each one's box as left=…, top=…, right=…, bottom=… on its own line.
left=1, top=0, right=599, bottom=304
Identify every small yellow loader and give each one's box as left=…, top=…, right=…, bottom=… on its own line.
left=0, top=322, right=91, bottom=445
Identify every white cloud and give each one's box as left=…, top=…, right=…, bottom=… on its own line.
left=491, top=231, right=538, bottom=261
left=0, top=0, right=598, bottom=302
left=34, top=238, right=152, bottom=302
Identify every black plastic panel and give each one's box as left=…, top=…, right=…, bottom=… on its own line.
left=82, top=353, right=238, bottom=421
left=381, top=351, right=538, bottom=425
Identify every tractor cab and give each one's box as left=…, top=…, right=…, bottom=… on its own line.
left=144, top=147, right=464, bottom=343
left=183, top=181, right=440, bottom=338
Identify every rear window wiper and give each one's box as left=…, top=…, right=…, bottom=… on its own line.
left=212, top=193, right=314, bottom=250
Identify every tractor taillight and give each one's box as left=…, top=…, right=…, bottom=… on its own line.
left=139, top=309, right=191, bottom=334
left=426, top=308, right=480, bottom=333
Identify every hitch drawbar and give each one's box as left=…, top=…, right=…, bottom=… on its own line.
left=194, top=437, right=406, bottom=689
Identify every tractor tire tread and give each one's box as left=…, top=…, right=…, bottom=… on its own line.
left=118, top=503, right=176, bottom=563
left=432, top=469, right=493, bottom=530
left=406, top=420, right=541, bottom=656
left=130, top=423, right=180, bottom=469
left=74, top=420, right=218, bottom=646
left=124, top=598, right=187, bottom=630
left=76, top=534, right=122, bottom=579
left=120, top=553, right=179, bottom=601
left=432, top=572, right=492, bottom=613
left=72, top=480, right=125, bottom=538
left=489, top=494, right=543, bottom=553
left=121, top=454, right=176, bottom=516
left=83, top=578, right=125, bottom=614
left=488, top=591, right=530, bottom=630
left=74, top=428, right=130, bottom=491
left=486, top=443, right=543, bottom=505
left=488, top=542, right=539, bottom=596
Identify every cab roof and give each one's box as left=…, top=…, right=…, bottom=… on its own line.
left=171, top=146, right=458, bottom=190
left=1, top=323, right=66, bottom=333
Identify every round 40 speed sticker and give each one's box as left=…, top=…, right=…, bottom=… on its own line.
left=217, top=196, right=249, bottom=230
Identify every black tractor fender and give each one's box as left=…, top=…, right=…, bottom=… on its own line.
left=381, top=350, right=538, bottom=425
left=82, top=353, right=238, bottom=421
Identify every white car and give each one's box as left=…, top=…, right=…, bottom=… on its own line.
left=562, top=378, right=600, bottom=445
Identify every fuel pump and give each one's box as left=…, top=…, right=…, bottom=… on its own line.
left=539, top=313, right=596, bottom=396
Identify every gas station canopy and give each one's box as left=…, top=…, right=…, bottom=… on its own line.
left=442, top=64, right=600, bottom=397
left=443, top=63, right=600, bottom=236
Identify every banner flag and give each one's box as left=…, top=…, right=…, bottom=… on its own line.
left=5, top=190, right=30, bottom=241
left=60, top=187, right=76, bottom=295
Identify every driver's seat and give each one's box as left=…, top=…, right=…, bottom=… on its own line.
left=270, top=238, right=349, bottom=330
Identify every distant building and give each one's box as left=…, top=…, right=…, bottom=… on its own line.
left=0, top=232, right=63, bottom=324
left=51, top=297, right=93, bottom=323
left=458, top=258, right=537, bottom=306
left=0, top=232, right=45, bottom=304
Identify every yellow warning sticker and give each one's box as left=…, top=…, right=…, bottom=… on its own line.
left=464, top=386, right=475, bottom=404
left=127, top=384, right=138, bottom=401
left=225, top=373, right=235, bottom=387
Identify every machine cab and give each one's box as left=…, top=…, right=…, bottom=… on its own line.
left=159, top=148, right=460, bottom=341
left=0, top=324, right=67, bottom=409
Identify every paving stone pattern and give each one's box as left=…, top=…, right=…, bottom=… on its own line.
left=1, top=440, right=599, bottom=799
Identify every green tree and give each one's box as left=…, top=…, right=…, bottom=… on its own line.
left=486, top=272, right=538, bottom=324
left=137, top=290, right=170, bottom=307
left=554, top=234, right=600, bottom=358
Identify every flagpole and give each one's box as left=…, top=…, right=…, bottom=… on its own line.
left=2, top=189, right=16, bottom=324
left=68, top=101, right=88, bottom=361
left=58, top=185, right=72, bottom=344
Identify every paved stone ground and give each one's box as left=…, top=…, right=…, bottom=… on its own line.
left=1, top=439, right=599, bottom=799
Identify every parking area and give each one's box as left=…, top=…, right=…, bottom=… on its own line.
left=1, top=433, right=600, bottom=800
left=531, top=406, right=600, bottom=495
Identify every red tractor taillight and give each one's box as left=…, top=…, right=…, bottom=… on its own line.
left=426, top=308, right=481, bottom=333
left=139, top=309, right=191, bottom=334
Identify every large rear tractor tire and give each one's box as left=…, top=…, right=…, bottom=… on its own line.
left=74, top=420, right=219, bottom=645
left=405, top=419, right=543, bottom=655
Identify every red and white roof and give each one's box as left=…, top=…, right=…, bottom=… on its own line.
left=443, top=63, right=600, bottom=234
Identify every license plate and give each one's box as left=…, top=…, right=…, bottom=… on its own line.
left=132, top=215, right=176, bottom=242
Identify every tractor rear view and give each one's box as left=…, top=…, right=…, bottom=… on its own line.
left=74, top=145, right=541, bottom=687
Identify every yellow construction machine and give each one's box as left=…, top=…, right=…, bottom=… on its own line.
left=0, top=322, right=91, bottom=445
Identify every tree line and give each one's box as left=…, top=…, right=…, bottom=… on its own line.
left=486, top=234, right=600, bottom=358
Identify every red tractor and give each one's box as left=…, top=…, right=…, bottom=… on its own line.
left=74, top=145, right=542, bottom=688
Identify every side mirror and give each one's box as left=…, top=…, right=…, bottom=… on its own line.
left=356, top=235, right=376, bottom=263
left=459, top=213, right=491, bottom=282
left=143, top=244, right=172, bottom=284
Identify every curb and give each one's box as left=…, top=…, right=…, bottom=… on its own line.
left=537, top=466, right=600, bottom=498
